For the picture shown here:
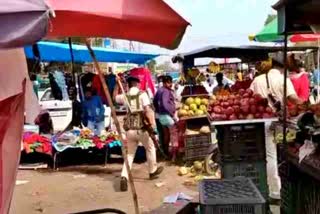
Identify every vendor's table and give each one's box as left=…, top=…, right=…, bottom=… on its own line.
left=280, top=147, right=320, bottom=214
left=210, top=118, right=278, bottom=126
left=52, top=141, right=121, bottom=170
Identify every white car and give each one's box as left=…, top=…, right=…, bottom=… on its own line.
left=39, top=88, right=111, bottom=132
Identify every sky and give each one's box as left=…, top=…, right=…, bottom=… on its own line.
left=163, top=0, right=278, bottom=52
left=115, top=0, right=278, bottom=62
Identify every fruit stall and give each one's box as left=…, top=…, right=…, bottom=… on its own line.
left=272, top=1, right=320, bottom=213
left=176, top=46, right=290, bottom=205
left=272, top=103, right=320, bottom=213
left=177, top=67, right=212, bottom=162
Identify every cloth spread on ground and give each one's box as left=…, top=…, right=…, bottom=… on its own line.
left=22, top=132, right=52, bottom=155
left=51, top=129, right=121, bottom=152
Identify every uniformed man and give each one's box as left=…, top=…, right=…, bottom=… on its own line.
left=114, top=76, right=163, bottom=192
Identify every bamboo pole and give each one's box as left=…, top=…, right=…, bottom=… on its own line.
left=85, top=40, right=140, bottom=214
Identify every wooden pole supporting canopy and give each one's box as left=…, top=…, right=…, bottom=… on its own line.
left=85, top=39, right=140, bottom=214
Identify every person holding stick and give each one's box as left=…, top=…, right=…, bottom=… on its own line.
left=114, top=76, right=164, bottom=192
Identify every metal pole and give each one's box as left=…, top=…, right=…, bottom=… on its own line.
left=283, top=32, right=288, bottom=145
left=317, top=39, right=320, bottom=102
left=68, top=38, right=76, bottom=84
left=85, top=40, right=140, bottom=214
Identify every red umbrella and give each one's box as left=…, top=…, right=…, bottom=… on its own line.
left=290, top=34, right=320, bottom=42
left=47, top=0, right=189, bottom=49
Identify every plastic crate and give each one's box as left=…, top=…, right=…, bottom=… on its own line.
left=184, top=145, right=211, bottom=161
left=221, top=161, right=269, bottom=200
left=278, top=161, right=300, bottom=214
left=185, top=133, right=211, bottom=148
left=216, top=123, right=266, bottom=162
left=199, top=178, right=266, bottom=214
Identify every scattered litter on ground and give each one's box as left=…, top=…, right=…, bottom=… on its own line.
left=72, top=174, right=87, bottom=179
left=16, top=180, right=29, bottom=185
left=163, top=192, right=192, bottom=204
left=19, top=163, right=48, bottom=170
left=155, top=182, right=165, bottom=188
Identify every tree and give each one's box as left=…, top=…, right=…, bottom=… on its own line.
left=146, top=59, right=157, bottom=74
left=264, top=14, right=277, bottom=26
left=156, top=61, right=177, bottom=72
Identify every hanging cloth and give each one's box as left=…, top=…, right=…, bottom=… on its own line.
left=106, top=73, right=116, bottom=98
left=49, top=72, right=62, bottom=100
left=53, top=70, right=69, bottom=100
left=92, top=74, right=107, bottom=105
left=79, top=72, right=95, bottom=101
left=129, top=67, right=156, bottom=96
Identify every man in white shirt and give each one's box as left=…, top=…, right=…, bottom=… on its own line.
left=250, top=55, right=302, bottom=200
left=114, top=76, right=163, bottom=192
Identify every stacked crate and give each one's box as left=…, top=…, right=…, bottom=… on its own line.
left=199, top=178, right=266, bottom=214
left=184, top=133, right=211, bottom=161
left=215, top=122, right=269, bottom=200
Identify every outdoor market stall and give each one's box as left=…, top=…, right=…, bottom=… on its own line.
left=22, top=41, right=160, bottom=169
left=175, top=45, right=317, bottom=203
left=271, top=1, right=320, bottom=213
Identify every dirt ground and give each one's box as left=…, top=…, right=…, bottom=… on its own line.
left=10, top=162, right=199, bottom=214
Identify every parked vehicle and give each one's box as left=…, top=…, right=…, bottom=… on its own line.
left=39, top=88, right=111, bottom=132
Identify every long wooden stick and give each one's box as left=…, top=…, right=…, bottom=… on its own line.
left=85, top=40, right=140, bottom=214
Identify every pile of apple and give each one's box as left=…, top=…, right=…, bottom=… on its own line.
left=208, top=89, right=274, bottom=121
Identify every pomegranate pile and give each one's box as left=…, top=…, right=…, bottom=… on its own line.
left=208, top=89, right=275, bottom=121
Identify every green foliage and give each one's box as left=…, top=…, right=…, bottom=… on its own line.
left=146, top=59, right=157, bottom=73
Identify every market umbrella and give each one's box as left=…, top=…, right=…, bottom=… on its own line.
left=0, top=0, right=50, bottom=48
left=252, top=18, right=284, bottom=42
left=47, top=0, right=190, bottom=49
left=290, top=34, right=320, bottom=43
left=0, top=1, right=50, bottom=213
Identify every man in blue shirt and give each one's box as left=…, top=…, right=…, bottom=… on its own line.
left=82, top=88, right=105, bottom=135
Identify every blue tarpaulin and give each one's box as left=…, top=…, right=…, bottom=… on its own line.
left=25, top=41, right=159, bottom=64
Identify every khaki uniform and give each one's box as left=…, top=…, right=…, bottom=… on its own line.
left=116, top=87, right=157, bottom=179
